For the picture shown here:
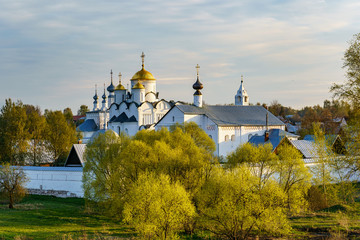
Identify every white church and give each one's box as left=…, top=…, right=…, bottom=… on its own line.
left=77, top=53, right=285, bottom=156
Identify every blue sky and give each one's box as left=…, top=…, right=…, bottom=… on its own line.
left=0, top=0, right=359, bottom=113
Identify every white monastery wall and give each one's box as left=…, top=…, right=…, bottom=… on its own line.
left=22, top=166, right=83, bottom=198
left=155, top=107, right=185, bottom=129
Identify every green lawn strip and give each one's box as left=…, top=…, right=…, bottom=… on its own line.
left=0, top=195, right=135, bottom=240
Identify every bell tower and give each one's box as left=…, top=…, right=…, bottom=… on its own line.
left=235, top=75, right=249, bottom=106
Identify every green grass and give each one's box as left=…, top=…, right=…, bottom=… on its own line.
left=2, top=195, right=360, bottom=239
left=289, top=202, right=360, bottom=239
left=0, top=195, right=135, bottom=240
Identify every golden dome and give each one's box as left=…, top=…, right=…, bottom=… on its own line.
left=131, top=67, right=156, bottom=81
left=115, top=83, right=126, bottom=90
left=132, top=82, right=145, bottom=89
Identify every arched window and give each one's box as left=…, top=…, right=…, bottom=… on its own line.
left=225, top=135, right=229, bottom=142
left=244, top=96, right=248, bottom=102
left=118, top=126, right=121, bottom=135
left=172, top=116, right=175, bottom=122
left=209, top=135, right=212, bottom=139
left=125, top=128, right=128, bottom=134
left=231, top=135, right=235, bottom=141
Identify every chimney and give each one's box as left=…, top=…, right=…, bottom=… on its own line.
left=265, top=131, right=269, bottom=142
left=265, top=112, right=269, bottom=142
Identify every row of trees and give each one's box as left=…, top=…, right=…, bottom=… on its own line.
left=83, top=120, right=360, bottom=239
left=0, top=99, right=78, bottom=166
left=262, top=33, right=360, bottom=139
left=83, top=123, right=315, bottom=239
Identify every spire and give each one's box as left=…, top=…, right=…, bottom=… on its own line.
left=193, top=64, right=203, bottom=91
left=235, top=75, right=249, bottom=106
left=107, top=69, right=115, bottom=92
left=93, top=84, right=99, bottom=111
left=141, top=52, right=145, bottom=69
left=193, top=64, right=203, bottom=107
left=102, top=84, right=106, bottom=100
left=93, top=84, right=98, bottom=100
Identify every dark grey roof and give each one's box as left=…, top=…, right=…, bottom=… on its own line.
left=176, top=105, right=285, bottom=126
left=111, top=112, right=129, bottom=123
left=65, top=144, right=87, bottom=167
left=125, top=115, right=137, bottom=122
left=109, top=115, right=117, bottom=122
left=77, top=119, right=98, bottom=132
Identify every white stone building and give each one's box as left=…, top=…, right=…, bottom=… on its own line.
left=77, top=53, right=173, bottom=143
left=77, top=53, right=285, bottom=156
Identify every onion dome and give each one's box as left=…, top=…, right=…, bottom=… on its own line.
left=131, top=52, right=156, bottom=81
left=132, top=82, right=145, bottom=89
left=115, top=72, right=126, bottom=90
left=93, top=85, right=99, bottom=100
left=115, top=83, right=126, bottom=90
left=107, top=70, right=115, bottom=92
left=102, top=85, right=107, bottom=100
left=193, top=64, right=203, bottom=90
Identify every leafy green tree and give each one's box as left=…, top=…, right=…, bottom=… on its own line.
left=0, top=164, right=27, bottom=209
left=0, top=99, right=30, bottom=165
left=131, top=127, right=214, bottom=196
left=196, top=166, right=289, bottom=240
left=331, top=33, right=360, bottom=109
left=83, top=126, right=215, bottom=219
left=44, top=110, right=77, bottom=165
left=63, top=107, right=74, bottom=125
left=26, top=106, right=46, bottom=165
left=83, top=131, right=130, bottom=214
left=276, top=144, right=311, bottom=213
left=227, top=143, right=278, bottom=190
left=169, top=121, right=216, bottom=155
left=311, top=123, right=335, bottom=206
left=77, top=105, right=89, bottom=116
left=124, top=173, right=195, bottom=239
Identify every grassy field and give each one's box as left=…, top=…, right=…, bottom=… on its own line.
left=0, top=195, right=135, bottom=240
left=1, top=195, right=360, bottom=239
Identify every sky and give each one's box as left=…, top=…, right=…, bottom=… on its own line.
left=0, top=0, right=359, bottom=113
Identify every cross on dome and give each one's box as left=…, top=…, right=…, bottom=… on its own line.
left=196, top=64, right=200, bottom=77
left=141, top=52, right=145, bottom=68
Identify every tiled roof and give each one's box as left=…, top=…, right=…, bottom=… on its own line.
left=77, top=119, right=98, bottom=132
left=176, top=105, right=285, bottom=126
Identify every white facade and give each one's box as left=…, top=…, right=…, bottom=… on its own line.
left=78, top=53, right=285, bottom=157
left=23, top=166, right=83, bottom=197
left=156, top=105, right=285, bottom=157
left=78, top=53, right=173, bottom=142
